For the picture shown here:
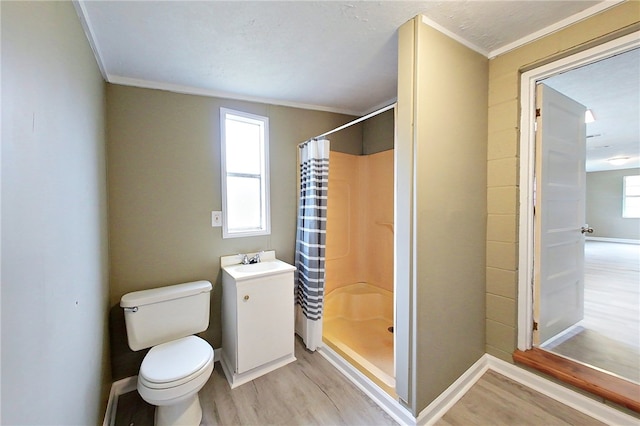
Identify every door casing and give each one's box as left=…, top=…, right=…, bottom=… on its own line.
left=517, top=32, right=640, bottom=350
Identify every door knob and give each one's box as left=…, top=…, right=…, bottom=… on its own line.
left=581, top=226, right=594, bottom=234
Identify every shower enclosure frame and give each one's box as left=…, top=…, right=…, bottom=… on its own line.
left=296, top=102, right=414, bottom=410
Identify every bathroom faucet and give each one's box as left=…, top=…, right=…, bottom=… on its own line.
left=238, top=252, right=261, bottom=264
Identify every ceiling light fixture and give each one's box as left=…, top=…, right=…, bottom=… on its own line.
left=607, top=157, right=630, bottom=166
left=585, top=109, right=596, bottom=123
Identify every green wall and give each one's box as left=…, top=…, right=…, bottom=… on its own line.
left=106, top=84, right=356, bottom=351
left=397, top=16, right=488, bottom=414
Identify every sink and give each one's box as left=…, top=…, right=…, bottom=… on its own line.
left=221, top=254, right=296, bottom=281
left=236, top=262, right=279, bottom=273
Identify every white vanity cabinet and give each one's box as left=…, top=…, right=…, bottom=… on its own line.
left=220, top=251, right=296, bottom=388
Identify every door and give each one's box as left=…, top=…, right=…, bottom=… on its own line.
left=236, top=272, right=294, bottom=373
left=534, top=83, right=587, bottom=345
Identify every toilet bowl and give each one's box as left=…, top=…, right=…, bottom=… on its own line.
left=137, top=336, right=213, bottom=425
left=120, top=280, right=214, bottom=426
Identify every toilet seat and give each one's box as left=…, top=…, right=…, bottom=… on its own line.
left=139, top=335, right=213, bottom=390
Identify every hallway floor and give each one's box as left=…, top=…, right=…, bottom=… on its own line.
left=543, top=241, right=640, bottom=383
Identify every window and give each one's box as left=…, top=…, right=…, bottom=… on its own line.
left=623, top=175, right=640, bottom=218
left=220, top=108, right=270, bottom=238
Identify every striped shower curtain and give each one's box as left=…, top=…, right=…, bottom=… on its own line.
left=295, top=138, right=330, bottom=351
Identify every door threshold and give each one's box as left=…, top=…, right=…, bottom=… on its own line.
left=513, top=348, right=640, bottom=413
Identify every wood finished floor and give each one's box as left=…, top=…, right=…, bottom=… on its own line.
left=435, top=371, right=606, bottom=426
left=115, top=338, right=606, bottom=426
left=543, top=241, right=640, bottom=383
left=199, top=339, right=396, bottom=426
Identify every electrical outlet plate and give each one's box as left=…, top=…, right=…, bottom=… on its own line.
left=212, top=211, right=222, bottom=227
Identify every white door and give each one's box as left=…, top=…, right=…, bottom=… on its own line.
left=236, top=273, right=294, bottom=373
left=534, top=84, right=587, bottom=345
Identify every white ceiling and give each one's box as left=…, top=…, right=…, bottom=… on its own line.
left=544, top=48, right=640, bottom=172
left=78, top=0, right=614, bottom=115
left=76, top=1, right=637, bottom=171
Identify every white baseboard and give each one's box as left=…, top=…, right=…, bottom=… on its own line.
left=416, top=356, right=489, bottom=425
left=486, top=355, right=639, bottom=426
left=586, top=236, right=640, bottom=244
left=102, top=376, right=137, bottom=426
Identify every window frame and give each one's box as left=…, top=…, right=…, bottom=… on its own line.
left=220, top=107, right=271, bottom=238
left=622, top=174, right=640, bottom=219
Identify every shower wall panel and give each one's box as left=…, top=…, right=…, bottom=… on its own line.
left=362, top=150, right=394, bottom=292
left=325, top=150, right=394, bottom=294
left=325, top=152, right=364, bottom=294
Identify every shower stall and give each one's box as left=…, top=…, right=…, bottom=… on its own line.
left=322, top=108, right=395, bottom=395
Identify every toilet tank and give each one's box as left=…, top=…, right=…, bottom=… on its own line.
left=120, top=280, right=212, bottom=351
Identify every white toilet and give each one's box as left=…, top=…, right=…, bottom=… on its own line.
left=120, top=280, right=214, bottom=426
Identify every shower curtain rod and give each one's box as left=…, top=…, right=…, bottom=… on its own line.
left=304, top=102, right=396, bottom=144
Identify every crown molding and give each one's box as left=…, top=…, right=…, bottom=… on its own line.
left=108, top=75, right=364, bottom=117
left=72, top=1, right=107, bottom=80
left=419, top=15, right=489, bottom=57
left=488, top=0, right=625, bottom=58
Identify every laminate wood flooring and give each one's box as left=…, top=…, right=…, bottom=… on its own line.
left=115, top=337, right=397, bottom=426
left=436, top=371, right=606, bottom=426
left=198, top=338, right=397, bottom=426
left=115, top=339, right=610, bottom=426
left=543, top=241, right=640, bottom=383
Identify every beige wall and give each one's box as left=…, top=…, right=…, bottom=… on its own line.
left=587, top=168, right=640, bottom=240
left=106, top=84, right=355, bottom=348
left=398, top=16, right=488, bottom=414
left=363, top=109, right=395, bottom=154
left=325, top=150, right=394, bottom=294
left=486, top=2, right=640, bottom=364
left=1, top=1, right=109, bottom=423
left=327, top=121, right=364, bottom=155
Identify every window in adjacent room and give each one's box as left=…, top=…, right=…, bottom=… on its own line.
left=623, top=175, right=640, bottom=218
left=220, top=108, right=270, bottom=238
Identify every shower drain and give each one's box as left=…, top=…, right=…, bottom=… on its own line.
left=387, top=326, right=394, bottom=333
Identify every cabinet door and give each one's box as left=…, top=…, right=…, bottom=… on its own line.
left=236, top=273, right=294, bottom=373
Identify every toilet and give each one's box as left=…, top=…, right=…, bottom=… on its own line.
left=120, top=280, right=214, bottom=426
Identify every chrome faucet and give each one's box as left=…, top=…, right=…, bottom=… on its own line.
left=238, top=252, right=261, bottom=265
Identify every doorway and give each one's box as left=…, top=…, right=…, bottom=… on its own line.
left=518, top=33, right=640, bottom=385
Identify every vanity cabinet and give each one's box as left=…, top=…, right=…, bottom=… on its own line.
left=220, top=252, right=296, bottom=388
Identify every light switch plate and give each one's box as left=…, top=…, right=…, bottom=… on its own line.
left=212, top=211, right=222, bottom=227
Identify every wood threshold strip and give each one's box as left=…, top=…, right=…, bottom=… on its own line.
left=513, top=348, right=640, bottom=413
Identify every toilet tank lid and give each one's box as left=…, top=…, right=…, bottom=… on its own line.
left=120, top=280, right=212, bottom=308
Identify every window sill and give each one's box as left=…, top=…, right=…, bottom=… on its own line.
left=513, top=348, right=640, bottom=413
